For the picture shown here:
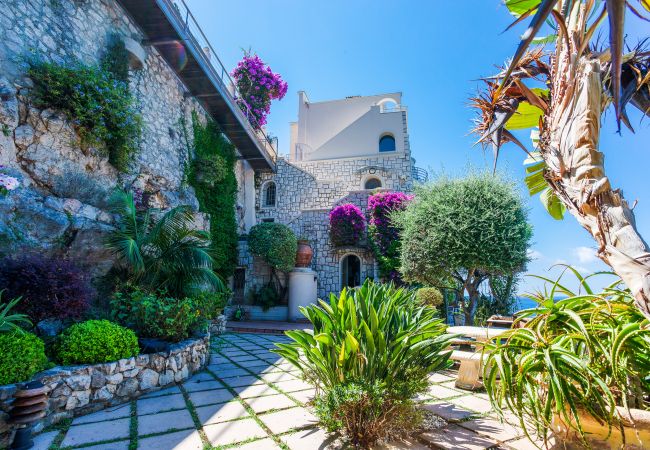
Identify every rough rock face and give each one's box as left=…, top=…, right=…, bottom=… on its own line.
left=0, top=0, right=215, bottom=279
left=0, top=334, right=210, bottom=447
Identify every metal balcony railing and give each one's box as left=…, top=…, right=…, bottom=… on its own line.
left=412, top=166, right=429, bottom=183
left=163, top=0, right=278, bottom=162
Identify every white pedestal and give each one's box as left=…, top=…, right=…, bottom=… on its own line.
left=288, top=268, right=318, bottom=322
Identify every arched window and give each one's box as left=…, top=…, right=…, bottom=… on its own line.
left=341, top=254, right=361, bottom=289
left=379, top=135, right=396, bottom=152
left=364, top=177, right=382, bottom=190
left=263, top=182, right=276, bottom=207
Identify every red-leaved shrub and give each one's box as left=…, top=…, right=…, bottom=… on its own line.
left=0, top=254, right=91, bottom=322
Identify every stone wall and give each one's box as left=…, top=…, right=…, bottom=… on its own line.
left=0, top=333, right=210, bottom=447
left=241, top=155, right=411, bottom=301
left=0, top=0, right=220, bottom=278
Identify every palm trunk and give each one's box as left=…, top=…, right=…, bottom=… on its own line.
left=542, top=5, right=650, bottom=318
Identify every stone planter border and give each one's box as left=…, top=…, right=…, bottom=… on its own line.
left=0, top=333, right=210, bottom=446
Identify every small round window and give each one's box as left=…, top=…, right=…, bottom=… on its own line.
left=379, top=135, right=396, bottom=152
left=364, top=177, right=382, bottom=190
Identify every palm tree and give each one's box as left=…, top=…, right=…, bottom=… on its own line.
left=471, top=0, right=650, bottom=318
left=105, top=190, right=225, bottom=298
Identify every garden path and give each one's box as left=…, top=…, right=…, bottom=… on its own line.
left=34, top=333, right=546, bottom=450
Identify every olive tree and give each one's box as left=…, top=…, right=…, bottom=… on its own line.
left=393, top=173, right=532, bottom=324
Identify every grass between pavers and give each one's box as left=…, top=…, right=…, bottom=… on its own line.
left=128, top=400, right=137, bottom=450
left=179, top=383, right=210, bottom=447
left=45, top=418, right=72, bottom=450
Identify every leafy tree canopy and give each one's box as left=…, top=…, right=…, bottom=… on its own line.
left=248, top=222, right=297, bottom=273
left=394, top=172, right=531, bottom=323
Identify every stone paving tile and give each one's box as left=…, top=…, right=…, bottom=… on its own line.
left=503, top=435, right=557, bottom=450
left=195, top=401, right=249, bottom=425
left=137, top=408, right=195, bottom=435
left=281, top=427, right=341, bottom=450
left=61, top=418, right=131, bottom=447
left=451, top=395, right=495, bottom=414
left=245, top=393, right=298, bottom=413
left=182, top=379, right=224, bottom=393
left=137, top=393, right=187, bottom=415
left=73, top=403, right=132, bottom=424
left=259, top=406, right=319, bottom=434
left=289, top=388, right=316, bottom=404
left=427, top=384, right=464, bottom=399
left=187, top=372, right=215, bottom=382
left=188, top=388, right=235, bottom=406
left=272, top=378, right=314, bottom=393
left=236, top=437, right=281, bottom=449
left=84, top=440, right=130, bottom=450
left=237, top=358, right=273, bottom=369
left=221, top=375, right=265, bottom=387
left=211, top=367, right=251, bottom=378
left=203, top=417, right=268, bottom=446
left=429, top=372, right=457, bottom=383
left=459, top=416, right=523, bottom=442
left=138, top=429, right=203, bottom=450
left=423, top=401, right=474, bottom=422
left=376, top=437, right=434, bottom=449
left=229, top=355, right=261, bottom=363
left=140, top=385, right=182, bottom=399
left=234, top=383, right=279, bottom=398
left=206, top=362, right=240, bottom=371
left=31, top=430, right=58, bottom=450
left=261, top=371, right=298, bottom=383
left=420, top=424, right=499, bottom=450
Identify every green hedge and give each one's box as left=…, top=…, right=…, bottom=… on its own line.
left=55, top=320, right=139, bottom=365
left=248, top=222, right=297, bottom=272
left=0, top=331, right=47, bottom=385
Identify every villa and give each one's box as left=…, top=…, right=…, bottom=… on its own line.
left=235, top=91, right=427, bottom=315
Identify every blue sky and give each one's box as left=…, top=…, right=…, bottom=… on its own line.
left=188, top=0, right=649, bottom=295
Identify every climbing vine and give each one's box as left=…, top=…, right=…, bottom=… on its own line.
left=187, top=112, right=238, bottom=278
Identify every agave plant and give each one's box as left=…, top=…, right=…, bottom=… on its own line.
left=471, top=0, right=650, bottom=319
left=105, top=190, right=225, bottom=298
left=0, top=291, right=31, bottom=333
left=274, top=280, right=453, bottom=390
left=483, top=268, right=650, bottom=446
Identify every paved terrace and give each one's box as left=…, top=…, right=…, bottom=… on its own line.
left=32, top=333, right=546, bottom=450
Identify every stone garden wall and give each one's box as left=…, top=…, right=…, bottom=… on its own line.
left=0, top=334, right=210, bottom=446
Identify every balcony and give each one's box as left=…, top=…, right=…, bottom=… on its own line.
left=412, top=166, right=429, bottom=184
left=117, top=0, right=277, bottom=170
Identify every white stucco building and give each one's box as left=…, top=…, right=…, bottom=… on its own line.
left=234, top=91, right=426, bottom=314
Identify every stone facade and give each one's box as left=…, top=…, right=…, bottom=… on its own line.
left=240, top=147, right=414, bottom=301
left=0, top=333, right=210, bottom=447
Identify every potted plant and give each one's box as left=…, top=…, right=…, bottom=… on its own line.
left=295, top=237, right=313, bottom=268
left=483, top=269, right=650, bottom=449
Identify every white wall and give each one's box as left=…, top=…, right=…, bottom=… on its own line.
left=291, top=92, right=406, bottom=161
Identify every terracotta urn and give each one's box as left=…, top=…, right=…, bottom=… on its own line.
left=295, top=240, right=313, bottom=268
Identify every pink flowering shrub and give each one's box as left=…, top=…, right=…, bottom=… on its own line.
left=329, top=204, right=366, bottom=247
left=231, top=53, right=288, bottom=127
left=367, top=192, right=413, bottom=282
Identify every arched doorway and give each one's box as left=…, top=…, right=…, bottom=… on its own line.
left=341, top=254, right=361, bottom=289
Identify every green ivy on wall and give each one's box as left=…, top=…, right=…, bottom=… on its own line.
left=187, top=112, right=238, bottom=278
left=27, top=36, right=140, bottom=172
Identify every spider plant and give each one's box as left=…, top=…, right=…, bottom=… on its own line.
left=0, top=290, right=31, bottom=333
left=274, top=280, right=454, bottom=390
left=105, top=190, right=225, bottom=298
left=483, top=267, right=650, bottom=447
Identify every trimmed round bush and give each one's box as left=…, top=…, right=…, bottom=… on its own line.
left=0, top=331, right=48, bottom=385
left=56, top=320, right=139, bottom=365
left=248, top=222, right=297, bottom=272
left=416, top=287, right=443, bottom=308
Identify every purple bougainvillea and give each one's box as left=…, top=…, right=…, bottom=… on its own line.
left=367, top=191, right=413, bottom=282
left=231, top=52, right=288, bottom=127
left=329, top=204, right=366, bottom=247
